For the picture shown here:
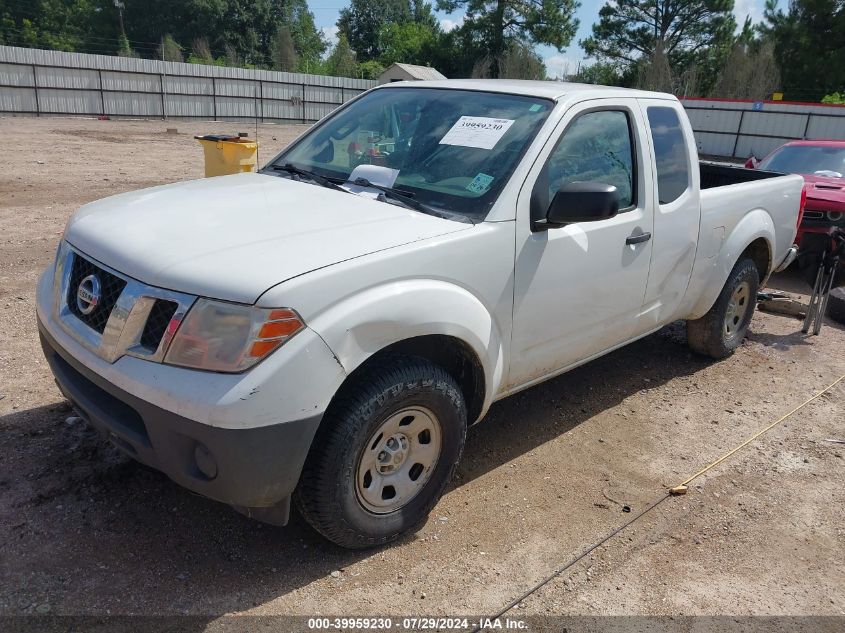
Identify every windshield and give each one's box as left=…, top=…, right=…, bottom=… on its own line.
left=759, top=145, right=845, bottom=178
left=267, top=87, right=553, bottom=220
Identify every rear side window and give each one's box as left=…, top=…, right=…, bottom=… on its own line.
left=647, top=106, right=690, bottom=204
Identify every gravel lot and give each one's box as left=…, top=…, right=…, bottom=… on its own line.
left=0, top=116, right=843, bottom=624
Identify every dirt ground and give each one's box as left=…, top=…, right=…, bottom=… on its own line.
left=0, top=116, right=843, bottom=626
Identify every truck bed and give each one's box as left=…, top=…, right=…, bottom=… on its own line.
left=699, top=161, right=785, bottom=189
left=698, top=167, right=803, bottom=278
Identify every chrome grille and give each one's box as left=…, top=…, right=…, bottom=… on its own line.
left=66, top=253, right=127, bottom=333
left=54, top=242, right=196, bottom=363
left=140, top=300, right=178, bottom=351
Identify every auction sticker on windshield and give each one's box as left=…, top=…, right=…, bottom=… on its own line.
left=439, top=116, right=515, bottom=150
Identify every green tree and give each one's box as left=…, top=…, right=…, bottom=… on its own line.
left=117, top=33, right=138, bottom=57
left=377, top=21, right=439, bottom=67
left=573, top=61, right=624, bottom=85
left=188, top=37, right=214, bottom=64
left=326, top=33, right=359, bottom=77
left=0, top=0, right=117, bottom=53
left=436, top=0, right=580, bottom=78
left=159, top=34, right=184, bottom=62
left=338, top=0, right=440, bottom=61
left=270, top=0, right=326, bottom=69
left=496, top=41, right=546, bottom=79
left=358, top=60, right=386, bottom=79
left=270, top=26, right=298, bottom=71
left=762, top=0, right=845, bottom=102
left=705, top=17, right=780, bottom=99
left=582, top=0, right=736, bottom=77
left=0, top=0, right=326, bottom=71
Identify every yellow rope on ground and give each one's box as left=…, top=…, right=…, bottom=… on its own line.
left=669, top=372, right=845, bottom=495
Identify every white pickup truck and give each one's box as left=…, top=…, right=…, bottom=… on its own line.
left=37, top=80, right=804, bottom=548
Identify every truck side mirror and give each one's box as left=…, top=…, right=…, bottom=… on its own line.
left=543, top=181, right=620, bottom=227
left=744, top=156, right=758, bottom=169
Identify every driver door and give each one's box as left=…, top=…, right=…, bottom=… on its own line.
left=508, top=99, right=656, bottom=389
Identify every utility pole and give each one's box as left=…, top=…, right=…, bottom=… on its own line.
left=114, top=1, right=126, bottom=36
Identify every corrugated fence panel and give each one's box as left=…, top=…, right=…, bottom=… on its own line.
left=101, top=70, right=160, bottom=92
left=734, top=135, right=793, bottom=159
left=216, top=96, right=259, bottom=118
left=685, top=108, right=742, bottom=134
left=740, top=111, right=807, bottom=139
left=306, top=85, right=343, bottom=105
left=682, top=98, right=845, bottom=158
left=807, top=116, right=845, bottom=139
left=215, top=78, right=258, bottom=98
left=0, top=62, right=35, bottom=86
left=37, top=88, right=101, bottom=114
left=262, top=81, right=302, bottom=101
left=165, top=94, right=214, bottom=118
left=692, top=131, right=736, bottom=157
left=105, top=92, right=161, bottom=117
left=262, top=99, right=302, bottom=121
left=165, top=75, right=214, bottom=96
left=0, top=86, right=36, bottom=112
left=35, top=66, right=98, bottom=89
left=0, top=45, right=375, bottom=122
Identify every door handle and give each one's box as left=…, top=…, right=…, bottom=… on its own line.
left=626, top=231, right=651, bottom=245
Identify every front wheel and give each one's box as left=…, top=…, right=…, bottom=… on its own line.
left=687, top=257, right=759, bottom=359
left=295, top=355, right=467, bottom=549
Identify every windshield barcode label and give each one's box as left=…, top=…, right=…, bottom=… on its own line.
left=439, top=116, right=516, bottom=150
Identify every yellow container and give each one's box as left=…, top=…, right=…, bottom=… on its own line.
left=195, top=135, right=258, bottom=177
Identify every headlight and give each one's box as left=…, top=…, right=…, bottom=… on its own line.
left=164, top=299, right=303, bottom=372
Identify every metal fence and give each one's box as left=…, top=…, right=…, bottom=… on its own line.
left=0, top=45, right=376, bottom=123
left=681, top=97, right=845, bottom=159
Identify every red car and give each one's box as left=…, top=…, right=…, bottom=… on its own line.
left=746, top=140, right=845, bottom=320
left=747, top=139, right=845, bottom=243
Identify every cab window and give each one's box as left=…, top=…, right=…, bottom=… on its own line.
left=547, top=110, right=635, bottom=209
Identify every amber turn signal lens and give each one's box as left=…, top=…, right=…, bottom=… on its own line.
left=259, top=319, right=302, bottom=339
left=268, top=308, right=297, bottom=321
left=249, top=339, right=282, bottom=358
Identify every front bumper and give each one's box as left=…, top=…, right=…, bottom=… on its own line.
left=39, top=320, right=322, bottom=522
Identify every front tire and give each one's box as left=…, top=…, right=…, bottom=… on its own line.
left=687, top=257, right=759, bottom=359
left=295, top=355, right=467, bottom=549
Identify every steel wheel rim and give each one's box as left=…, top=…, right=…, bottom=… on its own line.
left=355, top=406, right=442, bottom=514
left=724, top=281, right=751, bottom=340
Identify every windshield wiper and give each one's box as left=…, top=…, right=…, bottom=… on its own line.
left=272, top=163, right=349, bottom=193
left=351, top=177, right=473, bottom=224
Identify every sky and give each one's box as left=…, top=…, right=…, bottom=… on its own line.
left=307, top=0, right=769, bottom=77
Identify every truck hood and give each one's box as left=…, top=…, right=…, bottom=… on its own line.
left=801, top=174, right=845, bottom=211
left=65, top=173, right=471, bottom=303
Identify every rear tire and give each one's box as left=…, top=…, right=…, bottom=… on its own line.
left=295, top=354, right=467, bottom=549
left=687, top=257, right=759, bottom=359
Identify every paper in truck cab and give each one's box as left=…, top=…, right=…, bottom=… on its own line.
left=439, top=116, right=515, bottom=150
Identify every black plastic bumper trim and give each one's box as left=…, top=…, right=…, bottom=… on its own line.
left=38, top=318, right=322, bottom=519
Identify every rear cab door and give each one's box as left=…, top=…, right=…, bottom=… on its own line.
left=636, top=100, right=701, bottom=330
left=508, top=97, right=657, bottom=390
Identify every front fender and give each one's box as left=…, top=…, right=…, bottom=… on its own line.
left=306, top=279, right=506, bottom=419
left=685, top=208, right=775, bottom=320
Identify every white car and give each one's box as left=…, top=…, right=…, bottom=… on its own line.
left=36, top=80, right=804, bottom=548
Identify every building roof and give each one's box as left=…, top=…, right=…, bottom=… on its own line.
left=383, top=63, right=447, bottom=81
left=375, top=78, right=675, bottom=101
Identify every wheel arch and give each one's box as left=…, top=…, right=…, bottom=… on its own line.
left=326, top=334, right=487, bottom=425
left=685, top=210, right=775, bottom=320
left=306, top=279, right=506, bottom=425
